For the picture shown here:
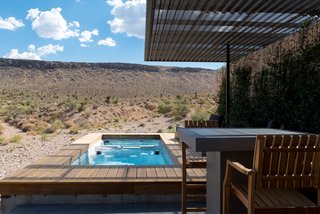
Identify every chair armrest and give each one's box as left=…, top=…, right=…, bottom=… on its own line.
left=223, top=160, right=256, bottom=214
left=226, top=160, right=255, bottom=176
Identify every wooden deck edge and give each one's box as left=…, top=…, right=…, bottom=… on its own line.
left=0, top=181, right=182, bottom=195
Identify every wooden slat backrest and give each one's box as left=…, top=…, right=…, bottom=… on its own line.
left=253, top=135, right=320, bottom=189
left=184, top=120, right=219, bottom=128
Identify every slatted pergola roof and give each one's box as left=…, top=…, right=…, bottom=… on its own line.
left=145, top=0, right=320, bottom=62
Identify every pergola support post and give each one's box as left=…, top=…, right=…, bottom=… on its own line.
left=226, top=44, right=230, bottom=127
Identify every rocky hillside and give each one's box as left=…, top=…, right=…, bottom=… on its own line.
left=0, top=58, right=221, bottom=98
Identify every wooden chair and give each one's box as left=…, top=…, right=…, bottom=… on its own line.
left=185, top=120, right=219, bottom=128
left=182, top=142, right=207, bottom=213
left=223, top=134, right=320, bottom=214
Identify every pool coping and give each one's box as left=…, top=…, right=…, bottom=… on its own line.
left=72, top=133, right=181, bottom=166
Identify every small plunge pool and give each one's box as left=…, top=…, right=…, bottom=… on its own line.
left=73, top=137, right=175, bottom=166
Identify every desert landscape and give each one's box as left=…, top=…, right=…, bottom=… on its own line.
left=0, top=58, right=221, bottom=178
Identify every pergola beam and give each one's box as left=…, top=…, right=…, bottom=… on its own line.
left=154, top=20, right=302, bottom=29
left=156, top=0, right=320, bottom=15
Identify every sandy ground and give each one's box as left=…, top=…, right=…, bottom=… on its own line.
left=0, top=116, right=181, bottom=178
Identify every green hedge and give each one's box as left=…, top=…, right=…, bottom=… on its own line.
left=217, top=43, right=320, bottom=133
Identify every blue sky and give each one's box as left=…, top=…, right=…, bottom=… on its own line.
left=0, top=0, right=224, bottom=70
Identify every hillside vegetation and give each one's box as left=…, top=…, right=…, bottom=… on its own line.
left=0, top=58, right=221, bottom=138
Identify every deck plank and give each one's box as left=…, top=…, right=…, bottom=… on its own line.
left=105, top=167, right=119, bottom=180
left=116, top=167, right=128, bottom=180
left=155, top=167, right=168, bottom=180
left=126, top=167, right=137, bottom=179
left=74, top=166, right=92, bottom=179
left=137, top=168, right=147, bottom=179
left=94, top=166, right=111, bottom=179
left=64, top=167, right=84, bottom=179
left=164, top=167, right=178, bottom=179
left=84, top=166, right=101, bottom=179
left=146, top=167, right=157, bottom=179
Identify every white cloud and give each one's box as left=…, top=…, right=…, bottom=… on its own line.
left=69, top=21, right=80, bottom=28
left=107, top=0, right=146, bottom=39
left=79, top=29, right=99, bottom=42
left=0, top=17, right=24, bottom=30
left=4, top=44, right=64, bottom=60
left=107, top=0, right=123, bottom=7
left=80, top=43, right=89, bottom=47
left=98, top=37, right=116, bottom=47
left=26, top=8, right=80, bottom=40
left=28, top=44, right=36, bottom=52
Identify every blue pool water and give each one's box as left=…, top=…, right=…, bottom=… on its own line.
left=74, top=138, right=174, bottom=166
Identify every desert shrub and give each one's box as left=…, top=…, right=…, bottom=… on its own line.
left=27, top=117, right=38, bottom=124
left=157, top=101, right=173, bottom=114
left=111, top=96, right=119, bottom=104
left=9, top=135, right=22, bottom=143
left=34, top=120, right=50, bottom=134
left=0, top=123, right=4, bottom=134
left=64, top=120, right=74, bottom=129
left=79, top=121, right=90, bottom=129
left=78, top=101, right=87, bottom=112
left=22, top=100, right=35, bottom=114
left=0, top=137, right=7, bottom=146
left=2, top=104, right=25, bottom=121
left=105, top=96, right=111, bottom=104
left=191, top=111, right=210, bottom=121
left=194, top=92, right=198, bottom=98
left=20, top=122, right=35, bottom=132
left=41, top=133, right=49, bottom=141
left=158, top=99, right=190, bottom=119
left=69, top=126, right=80, bottom=134
left=172, top=101, right=190, bottom=120
left=61, top=97, right=78, bottom=111
left=52, top=120, right=64, bottom=130
left=83, top=111, right=91, bottom=119
left=43, top=127, right=55, bottom=134
left=144, top=102, right=157, bottom=111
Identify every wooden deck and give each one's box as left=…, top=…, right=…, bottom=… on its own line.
left=0, top=133, right=206, bottom=195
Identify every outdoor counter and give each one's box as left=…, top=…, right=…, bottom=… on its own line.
left=177, top=128, right=303, bottom=214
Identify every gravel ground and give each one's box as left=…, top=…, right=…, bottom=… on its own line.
left=0, top=122, right=87, bottom=178
left=0, top=131, right=82, bottom=178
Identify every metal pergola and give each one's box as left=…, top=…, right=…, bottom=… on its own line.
left=144, top=0, right=320, bottom=125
